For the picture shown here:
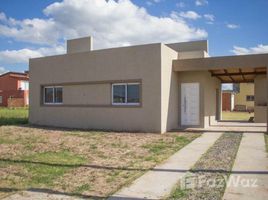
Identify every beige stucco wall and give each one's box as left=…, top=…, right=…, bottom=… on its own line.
left=255, top=75, right=267, bottom=106
left=254, top=75, right=267, bottom=123
left=29, top=43, right=163, bottom=132
left=234, top=83, right=254, bottom=108
left=178, top=51, right=208, bottom=59
left=160, top=44, right=179, bottom=132
left=166, top=40, right=208, bottom=53
left=176, top=71, right=221, bottom=128
left=67, top=37, right=93, bottom=54
left=63, top=84, right=111, bottom=105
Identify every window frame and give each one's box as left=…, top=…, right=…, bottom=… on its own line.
left=112, top=83, right=140, bottom=106
left=246, top=95, right=254, bottom=102
left=43, top=86, right=63, bottom=105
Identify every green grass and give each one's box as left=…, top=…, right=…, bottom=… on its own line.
left=143, top=136, right=192, bottom=154
left=0, top=107, right=28, bottom=125
left=222, top=111, right=254, bottom=121
left=0, top=137, right=17, bottom=144
left=169, top=188, right=189, bottom=199
left=73, top=184, right=91, bottom=194
left=2, top=151, right=87, bottom=188
left=142, top=135, right=196, bottom=163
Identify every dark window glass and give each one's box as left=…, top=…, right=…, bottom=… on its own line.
left=44, top=88, right=54, bottom=103
left=246, top=95, right=254, bottom=101
left=54, top=87, right=63, bottom=103
left=127, top=84, right=140, bottom=103
left=113, top=85, right=126, bottom=103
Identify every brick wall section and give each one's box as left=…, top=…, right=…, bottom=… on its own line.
left=8, top=98, right=25, bottom=107
left=0, top=90, right=26, bottom=107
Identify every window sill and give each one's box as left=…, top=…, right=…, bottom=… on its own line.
left=112, top=103, right=140, bottom=106
left=41, top=103, right=142, bottom=108
left=43, top=103, right=63, bottom=105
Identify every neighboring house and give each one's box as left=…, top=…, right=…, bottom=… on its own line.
left=0, top=72, right=29, bottom=107
left=29, top=36, right=268, bottom=133
left=234, top=83, right=254, bottom=111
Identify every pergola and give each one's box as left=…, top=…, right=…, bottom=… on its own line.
left=173, top=53, right=268, bottom=132
left=209, top=67, right=266, bottom=83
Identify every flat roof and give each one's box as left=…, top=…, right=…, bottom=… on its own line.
left=173, top=53, right=268, bottom=83
left=0, top=71, right=29, bottom=79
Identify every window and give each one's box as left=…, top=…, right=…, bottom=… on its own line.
left=19, top=81, right=29, bottom=90
left=44, top=86, right=63, bottom=104
left=246, top=95, right=254, bottom=101
left=0, top=96, right=2, bottom=104
left=112, top=83, right=140, bottom=105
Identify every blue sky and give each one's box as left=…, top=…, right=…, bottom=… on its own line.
left=0, top=0, right=268, bottom=73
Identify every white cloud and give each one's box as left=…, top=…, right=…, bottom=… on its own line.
left=0, top=46, right=65, bottom=64
left=0, top=66, right=8, bottom=75
left=226, top=23, right=239, bottom=29
left=0, top=15, right=58, bottom=45
left=179, top=11, right=201, bottom=20
left=231, top=44, right=268, bottom=55
left=0, top=0, right=207, bottom=50
left=195, top=0, right=208, bottom=6
left=204, top=14, right=214, bottom=22
left=222, top=83, right=233, bottom=91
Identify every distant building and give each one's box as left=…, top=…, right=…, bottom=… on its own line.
left=0, top=71, right=29, bottom=107
left=234, top=83, right=254, bottom=111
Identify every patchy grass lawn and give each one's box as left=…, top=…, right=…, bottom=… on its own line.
left=0, top=126, right=201, bottom=199
left=170, top=132, right=242, bottom=200
left=222, top=111, right=254, bottom=121
left=0, top=108, right=28, bottom=125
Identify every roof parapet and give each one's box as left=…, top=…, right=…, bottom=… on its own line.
left=67, top=36, right=93, bottom=54
left=166, top=40, right=208, bottom=53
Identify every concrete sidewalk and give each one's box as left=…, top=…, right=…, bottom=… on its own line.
left=223, top=133, right=268, bottom=200
left=109, top=132, right=223, bottom=200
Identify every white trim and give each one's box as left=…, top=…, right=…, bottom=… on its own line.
left=112, top=83, right=140, bottom=106
left=43, top=86, right=63, bottom=105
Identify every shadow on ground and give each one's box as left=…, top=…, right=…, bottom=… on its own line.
left=1, top=158, right=267, bottom=175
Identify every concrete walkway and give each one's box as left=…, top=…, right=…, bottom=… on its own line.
left=109, top=132, right=223, bottom=200
left=223, top=133, right=268, bottom=200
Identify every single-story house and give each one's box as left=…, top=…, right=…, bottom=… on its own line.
left=29, top=37, right=268, bottom=133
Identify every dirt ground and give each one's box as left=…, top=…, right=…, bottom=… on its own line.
left=0, top=125, right=200, bottom=199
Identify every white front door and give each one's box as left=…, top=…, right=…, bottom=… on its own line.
left=181, top=83, right=200, bottom=126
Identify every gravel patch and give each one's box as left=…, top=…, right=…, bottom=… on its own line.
left=170, top=132, right=242, bottom=200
